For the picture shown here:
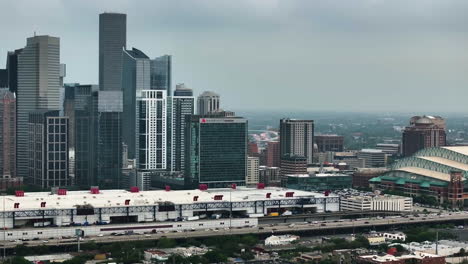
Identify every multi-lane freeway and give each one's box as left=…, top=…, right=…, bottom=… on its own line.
left=2, top=211, right=467, bottom=248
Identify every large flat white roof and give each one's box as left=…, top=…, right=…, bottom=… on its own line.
left=4, top=187, right=336, bottom=212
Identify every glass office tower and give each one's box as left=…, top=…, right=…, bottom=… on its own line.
left=185, top=115, right=247, bottom=188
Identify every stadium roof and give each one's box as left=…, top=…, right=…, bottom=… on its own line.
left=442, top=146, right=468, bottom=157
left=418, top=156, right=468, bottom=171
left=394, top=167, right=451, bottom=182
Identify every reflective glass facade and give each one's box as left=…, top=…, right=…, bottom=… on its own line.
left=185, top=116, right=247, bottom=188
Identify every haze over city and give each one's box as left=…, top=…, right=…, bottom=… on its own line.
left=1, top=0, right=468, bottom=112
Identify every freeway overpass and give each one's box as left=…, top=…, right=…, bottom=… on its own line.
left=2, top=211, right=467, bottom=249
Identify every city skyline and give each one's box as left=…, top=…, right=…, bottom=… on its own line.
left=1, top=0, right=468, bottom=112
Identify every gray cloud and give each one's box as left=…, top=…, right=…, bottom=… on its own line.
left=1, top=0, right=468, bottom=112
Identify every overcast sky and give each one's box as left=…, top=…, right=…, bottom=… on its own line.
left=1, top=0, right=468, bottom=112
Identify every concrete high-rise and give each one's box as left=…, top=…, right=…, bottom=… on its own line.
left=185, top=115, right=247, bottom=188
left=197, top=91, right=220, bottom=115
left=17, top=35, right=61, bottom=181
left=279, top=119, right=314, bottom=164
left=315, top=134, right=344, bottom=152
left=246, top=156, right=260, bottom=186
left=402, top=115, right=446, bottom=157
left=99, top=13, right=126, bottom=92
left=28, top=110, right=69, bottom=188
left=0, top=89, right=16, bottom=179
left=171, top=83, right=194, bottom=172
left=265, top=141, right=280, bottom=167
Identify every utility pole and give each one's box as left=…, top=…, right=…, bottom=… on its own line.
left=3, top=193, right=6, bottom=260
left=436, top=230, right=439, bottom=255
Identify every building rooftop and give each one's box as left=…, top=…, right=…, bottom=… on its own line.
left=443, top=146, right=468, bottom=157
left=394, top=167, right=452, bottom=182
left=4, top=187, right=336, bottom=211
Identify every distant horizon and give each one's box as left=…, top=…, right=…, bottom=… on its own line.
left=1, top=1, right=468, bottom=112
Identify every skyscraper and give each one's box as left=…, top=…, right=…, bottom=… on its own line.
left=150, top=55, right=171, bottom=94
left=171, top=83, right=194, bottom=172
left=197, top=91, right=220, bottom=115
left=17, top=35, right=61, bottom=181
left=99, top=13, right=126, bottom=92
left=97, top=91, right=123, bottom=189
left=0, top=89, right=16, bottom=179
left=6, top=49, right=22, bottom=93
left=136, top=90, right=167, bottom=170
left=63, top=84, right=98, bottom=187
left=185, top=115, right=247, bottom=188
left=279, top=119, right=314, bottom=165
left=28, top=110, right=69, bottom=188
left=150, top=55, right=172, bottom=171
left=122, top=48, right=151, bottom=160
left=246, top=156, right=259, bottom=186
left=402, top=115, right=446, bottom=157
left=98, top=13, right=126, bottom=189
left=265, top=141, right=280, bottom=167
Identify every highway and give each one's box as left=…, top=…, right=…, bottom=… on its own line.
left=2, top=211, right=467, bottom=249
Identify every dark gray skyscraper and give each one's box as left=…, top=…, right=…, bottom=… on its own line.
left=122, top=48, right=151, bottom=160
left=98, top=13, right=126, bottom=189
left=171, top=83, right=194, bottom=172
left=99, top=13, right=126, bottom=92
left=64, top=84, right=98, bottom=187
left=17, top=35, right=61, bottom=181
left=151, top=55, right=171, bottom=94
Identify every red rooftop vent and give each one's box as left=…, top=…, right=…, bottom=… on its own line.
left=214, top=195, right=223, bottom=201
left=14, top=203, right=19, bottom=209
left=40, top=202, right=46, bottom=208
left=285, top=192, right=294, bottom=198
left=125, top=199, right=130, bottom=205
left=90, top=187, right=99, bottom=194
left=193, top=196, right=199, bottom=201
left=165, top=185, right=171, bottom=191
left=199, top=184, right=208, bottom=191
left=130, top=186, right=139, bottom=193
left=57, top=189, right=67, bottom=195
left=266, top=193, right=271, bottom=198
left=15, top=190, right=24, bottom=197
left=231, top=184, right=237, bottom=189
left=257, top=183, right=265, bottom=189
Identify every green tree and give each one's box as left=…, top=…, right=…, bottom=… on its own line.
left=204, top=250, right=227, bottom=263
left=157, top=237, right=176, bottom=248
left=10, top=257, right=30, bottom=264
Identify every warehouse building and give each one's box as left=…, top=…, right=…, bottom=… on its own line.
left=0, top=186, right=339, bottom=240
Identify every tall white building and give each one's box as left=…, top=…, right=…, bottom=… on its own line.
left=171, top=84, right=194, bottom=172
left=136, top=90, right=167, bottom=170
left=246, top=156, right=260, bottom=186
left=197, top=91, right=220, bottom=115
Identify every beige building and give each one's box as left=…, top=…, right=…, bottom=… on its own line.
left=246, top=156, right=259, bottom=186
left=340, top=195, right=412, bottom=212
